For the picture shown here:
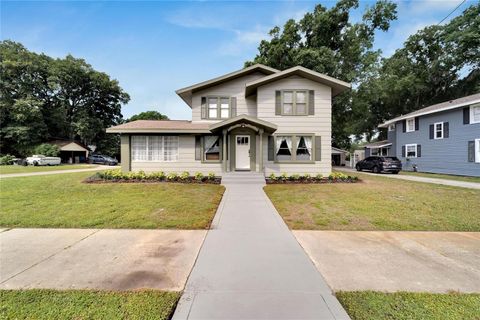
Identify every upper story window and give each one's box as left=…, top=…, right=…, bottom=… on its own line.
left=207, top=97, right=230, bottom=120
left=131, top=136, right=178, bottom=162
left=282, top=90, right=308, bottom=116
left=434, top=122, right=444, bottom=139
left=471, top=104, right=480, bottom=124
left=406, top=118, right=415, bottom=132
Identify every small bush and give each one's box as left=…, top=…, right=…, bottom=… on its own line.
left=0, top=154, right=16, bottom=165
left=269, top=173, right=276, bottom=180
left=166, top=172, right=178, bottom=181
left=180, top=171, right=190, bottom=181
left=290, top=174, right=300, bottom=181
left=34, top=143, right=60, bottom=157
left=88, top=169, right=219, bottom=184
left=194, top=172, right=204, bottom=181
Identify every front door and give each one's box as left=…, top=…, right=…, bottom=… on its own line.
left=235, top=135, right=250, bottom=170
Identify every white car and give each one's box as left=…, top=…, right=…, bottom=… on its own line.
left=26, top=155, right=61, bottom=166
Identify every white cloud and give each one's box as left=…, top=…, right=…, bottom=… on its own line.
left=218, top=27, right=270, bottom=57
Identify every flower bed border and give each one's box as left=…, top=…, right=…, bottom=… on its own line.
left=265, top=177, right=359, bottom=184
left=84, top=176, right=222, bottom=184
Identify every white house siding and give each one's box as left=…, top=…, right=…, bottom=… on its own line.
left=257, top=75, right=332, bottom=175
left=191, top=72, right=266, bottom=122
left=130, top=135, right=222, bottom=175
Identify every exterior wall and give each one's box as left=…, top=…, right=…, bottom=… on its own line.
left=120, top=134, right=130, bottom=172
left=191, top=72, right=266, bottom=122
left=394, top=107, right=480, bottom=176
left=387, top=126, right=397, bottom=156
left=257, top=75, right=332, bottom=175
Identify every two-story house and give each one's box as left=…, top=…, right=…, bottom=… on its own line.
left=378, top=93, right=480, bottom=177
left=106, top=64, right=350, bottom=176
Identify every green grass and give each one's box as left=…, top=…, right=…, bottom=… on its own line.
left=336, top=291, right=480, bottom=320
left=400, top=171, right=480, bottom=183
left=0, top=164, right=97, bottom=174
left=0, top=289, right=180, bottom=320
left=264, top=173, right=480, bottom=231
left=0, top=172, right=224, bottom=229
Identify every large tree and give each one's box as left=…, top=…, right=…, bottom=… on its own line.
left=128, top=111, right=169, bottom=122
left=246, top=0, right=397, bottom=147
left=0, top=41, right=130, bottom=156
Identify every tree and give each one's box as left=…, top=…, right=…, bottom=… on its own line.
left=128, top=111, right=169, bottom=122
left=34, top=143, right=60, bottom=156
left=246, top=0, right=398, bottom=147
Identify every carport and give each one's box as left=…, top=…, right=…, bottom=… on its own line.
left=49, top=140, right=89, bottom=163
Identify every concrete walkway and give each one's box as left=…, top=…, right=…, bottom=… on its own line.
left=0, top=165, right=117, bottom=179
left=173, top=173, right=350, bottom=320
left=337, top=167, right=480, bottom=190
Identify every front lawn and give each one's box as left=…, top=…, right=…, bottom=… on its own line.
left=0, top=164, right=97, bottom=174
left=0, top=289, right=180, bottom=320
left=400, top=171, right=480, bottom=183
left=0, top=172, right=224, bottom=229
left=337, top=291, right=480, bottom=320
left=264, top=174, right=480, bottom=231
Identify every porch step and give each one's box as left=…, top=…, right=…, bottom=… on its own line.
left=221, top=172, right=266, bottom=185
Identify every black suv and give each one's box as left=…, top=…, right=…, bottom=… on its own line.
left=88, top=154, right=118, bottom=166
left=356, top=156, right=402, bottom=174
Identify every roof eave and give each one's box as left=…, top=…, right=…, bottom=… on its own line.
left=106, top=128, right=210, bottom=134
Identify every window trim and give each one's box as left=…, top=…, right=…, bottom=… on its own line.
left=406, top=117, right=415, bottom=132
left=470, top=104, right=480, bottom=124
left=434, top=122, right=444, bottom=140
left=273, top=133, right=315, bottom=163
left=131, top=135, right=179, bottom=162
left=201, top=135, right=223, bottom=163
left=281, top=90, right=309, bottom=116
left=206, top=96, right=231, bottom=120
left=405, top=143, right=417, bottom=158
left=475, top=138, right=480, bottom=163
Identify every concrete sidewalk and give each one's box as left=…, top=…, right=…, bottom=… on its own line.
left=337, top=167, right=480, bottom=190
left=0, top=165, right=116, bottom=179
left=173, top=173, right=350, bottom=320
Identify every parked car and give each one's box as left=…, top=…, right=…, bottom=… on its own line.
left=26, top=155, right=61, bottom=166
left=356, top=156, right=402, bottom=174
left=89, top=154, right=118, bottom=166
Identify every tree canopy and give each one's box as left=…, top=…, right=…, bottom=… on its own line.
left=0, top=41, right=130, bottom=156
left=128, top=111, right=169, bottom=122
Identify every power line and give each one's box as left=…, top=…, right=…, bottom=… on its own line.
left=437, top=0, right=468, bottom=25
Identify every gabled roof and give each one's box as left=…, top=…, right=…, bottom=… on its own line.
left=209, top=114, right=277, bottom=133
left=106, top=120, right=211, bottom=134
left=245, top=66, right=351, bottom=97
left=176, top=64, right=279, bottom=107
left=49, top=140, right=89, bottom=152
left=331, top=147, right=349, bottom=154
left=364, top=140, right=392, bottom=149
left=379, top=93, right=480, bottom=128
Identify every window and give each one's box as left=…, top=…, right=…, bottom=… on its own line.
left=388, top=124, right=395, bottom=131
left=471, top=104, right=480, bottom=124
left=406, top=118, right=415, bottom=132
left=203, top=136, right=221, bottom=161
left=207, top=97, right=230, bottom=119
left=282, top=90, right=308, bottom=116
left=406, top=144, right=417, bottom=158
left=434, top=122, right=444, bottom=139
left=476, top=138, right=480, bottom=163
left=275, top=134, right=314, bottom=162
left=131, top=136, right=178, bottom=162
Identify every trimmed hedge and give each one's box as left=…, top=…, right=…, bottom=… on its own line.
left=84, top=169, right=221, bottom=184
left=266, top=172, right=359, bottom=184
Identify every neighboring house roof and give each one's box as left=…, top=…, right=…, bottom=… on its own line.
left=379, top=92, right=480, bottom=128
left=364, top=140, right=392, bottom=149
left=176, top=64, right=279, bottom=107
left=331, top=147, right=349, bottom=154
left=245, top=66, right=351, bottom=97
left=49, top=140, right=88, bottom=152
left=106, top=120, right=211, bottom=134
left=209, top=114, right=278, bottom=134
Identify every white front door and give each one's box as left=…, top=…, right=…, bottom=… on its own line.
left=235, top=135, right=250, bottom=170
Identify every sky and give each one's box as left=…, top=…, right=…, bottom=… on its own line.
left=1, top=0, right=473, bottom=120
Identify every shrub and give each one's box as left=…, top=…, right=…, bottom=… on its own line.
left=269, top=173, right=276, bottom=180
left=166, top=172, right=178, bottom=181
left=290, top=174, right=300, bottom=181
left=150, top=171, right=166, bottom=180
left=194, top=172, right=204, bottom=181
left=0, top=154, right=16, bottom=165
left=279, top=173, right=288, bottom=181
left=207, top=172, right=216, bottom=181
left=315, top=173, right=323, bottom=180
left=328, top=172, right=349, bottom=180
left=34, top=143, right=60, bottom=157
left=180, top=171, right=190, bottom=181
left=304, top=174, right=311, bottom=181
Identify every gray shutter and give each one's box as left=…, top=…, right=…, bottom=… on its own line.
left=195, top=136, right=201, bottom=160
left=429, top=124, right=434, bottom=139
left=402, top=145, right=406, bottom=157
left=275, top=91, right=282, bottom=115
left=463, top=107, right=470, bottom=124
left=267, top=136, right=274, bottom=161
left=468, top=141, right=475, bottom=162
left=417, top=144, right=421, bottom=157
left=201, top=97, right=207, bottom=119
left=314, top=136, right=321, bottom=161
left=444, top=122, right=449, bottom=138
left=402, top=120, right=407, bottom=132
left=308, top=90, right=315, bottom=115
left=415, top=117, right=419, bottom=131
left=230, top=97, right=237, bottom=118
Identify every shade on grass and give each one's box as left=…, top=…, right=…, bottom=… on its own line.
left=264, top=174, right=480, bottom=231
left=0, top=164, right=96, bottom=174
left=336, top=291, right=480, bottom=320
left=0, top=289, right=180, bottom=320
left=0, top=172, right=224, bottom=229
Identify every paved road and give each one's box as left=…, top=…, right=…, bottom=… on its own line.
left=0, top=228, right=205, bottom=291
left=294, top=231, right=480, bottom=293
left=0, top=165, right=117, bottom=179
left=173, top=173, right=350, bottom=320
left=337, top=167, right=480, bottom=190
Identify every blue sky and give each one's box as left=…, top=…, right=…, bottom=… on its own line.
left=1, top=0, right=472, bottom=120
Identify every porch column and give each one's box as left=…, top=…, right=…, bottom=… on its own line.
left=222, top=129, right=227, bottom=172
left=259, top=128, right=264, bottom=173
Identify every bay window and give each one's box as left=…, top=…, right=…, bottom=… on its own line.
left=131, top=136, right=178, bottom=162
left=275, top=134, right=314, bottom=162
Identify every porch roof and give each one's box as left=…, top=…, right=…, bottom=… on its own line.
left=209, top=114, right=278, bottom=134
left=364, top=140, right=392, bottom=149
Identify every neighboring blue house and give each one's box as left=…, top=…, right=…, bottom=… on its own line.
left=378, top=93, right=480, bottom=177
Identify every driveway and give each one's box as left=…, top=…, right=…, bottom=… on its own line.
left=0, top=165, right=117, bottom=179
left=173, top=173, right=349, bottom=320
left=294, top=231, right=480, bottom=293
left=0, top=228, right=205, bottom=291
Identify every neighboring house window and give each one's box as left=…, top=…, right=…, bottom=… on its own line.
left=203, top=136, right=221, bottom=161
left=405, top=143, right=417, bottom=158
left=406, top=118, right=415, bottom=132
left=131, top=136, right=178, bottom=162
left=207, top=97, right=230, bottom=119
left=388, top=124, right=395, bottom=131
left=434, top=122, right=444, bottom=139
left=275, top=134, right=314, bottom=162
left=282, top=90, right=308, bottom=116
left=471, top=104, right=480, bottom=124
